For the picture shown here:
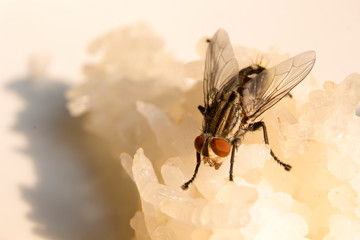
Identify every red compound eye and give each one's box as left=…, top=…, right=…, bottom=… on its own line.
left=210, top=138, right=231, bottom=157
left=194, top=135, right=204, bottom=153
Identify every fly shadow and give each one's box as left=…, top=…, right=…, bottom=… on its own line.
left=7, top=78, right=137, bottom=240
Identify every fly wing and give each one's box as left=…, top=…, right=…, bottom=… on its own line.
left=203, top=29, right=239, bottom=108
left=242, top=51, right=316, bottom=121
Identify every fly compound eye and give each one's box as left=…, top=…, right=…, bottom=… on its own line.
left=194, top=135, right=204, bottom=153
left=210, top=138, right=231, bottom=157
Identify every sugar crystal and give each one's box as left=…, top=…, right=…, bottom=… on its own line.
left=67, top=24, right=360, bottom=240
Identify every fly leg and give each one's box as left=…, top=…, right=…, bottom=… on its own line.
left=249, top=121, right=292, bottom=171
left=181, top=152, right=201, bottom=190
left=229, top=138, right=241, bottom=181
left=229, top=143, right=237, bottom=181
left=198, top=105, right=205, bottom=115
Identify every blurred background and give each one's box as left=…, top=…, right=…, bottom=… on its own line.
left=1, top=0, right=359, bottom=239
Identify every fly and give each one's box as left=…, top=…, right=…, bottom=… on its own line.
left=181, top=29, right=316, bottom=190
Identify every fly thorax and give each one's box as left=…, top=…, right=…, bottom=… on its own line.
left=210, top=91, right=242, bottom=137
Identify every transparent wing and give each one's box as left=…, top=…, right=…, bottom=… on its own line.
left=203, top=29, right=239, bottom=108
left=242, top=51, right=316, bottom=121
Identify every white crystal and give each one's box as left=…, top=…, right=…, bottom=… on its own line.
left=161, top=157, right=186, bottom=188
left=132, top=148, right=159, bottom=196
left=324, top=214, right=360, bottom=240
left=328, top=185, right=357, bottom=214
left=119, top=152, right=134, bottom=181
left=130, top=211, right=151, bottom=240
left=136, top=101, right=175, bottom=152
left=67, top=24, right=360, bottom=239
left=120, top=75, right=360, bottom=239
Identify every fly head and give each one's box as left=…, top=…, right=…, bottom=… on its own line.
left=194, top=135, right=231, bottom=169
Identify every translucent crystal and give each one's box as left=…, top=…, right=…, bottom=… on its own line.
left=119, top=75, right=360, bottom=239
left=328, top=185, right=357, bottom=214
left=67, top=24, right=360, bottom=239
left=324, top=214, right=360, bottom=240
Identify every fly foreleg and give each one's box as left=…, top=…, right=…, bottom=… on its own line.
left=249, top=121, right=292, bottom=171
left=181, top=152, right=201, bottom=190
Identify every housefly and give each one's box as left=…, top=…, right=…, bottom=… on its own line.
left=181, top=29, right=316, bottom=190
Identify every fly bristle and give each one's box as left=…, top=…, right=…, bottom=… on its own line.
left=250, top=54, right=269, bottom=69
left=256, top=54, right=264, bottom=67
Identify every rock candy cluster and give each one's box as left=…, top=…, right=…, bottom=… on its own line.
left=67, top=24, right=360, bottom=240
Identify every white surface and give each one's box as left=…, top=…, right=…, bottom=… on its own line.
left=1, top=1, right=360, bottom=239
left=1, top=0, right=360, bottom=83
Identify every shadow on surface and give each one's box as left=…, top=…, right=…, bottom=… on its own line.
left=8, top=78, right=138, bottom=240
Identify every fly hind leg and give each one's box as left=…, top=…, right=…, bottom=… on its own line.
left=249, top=121, right=292, bottom=171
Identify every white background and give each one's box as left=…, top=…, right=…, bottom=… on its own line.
left=1, top=1, right=359, bottom=239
